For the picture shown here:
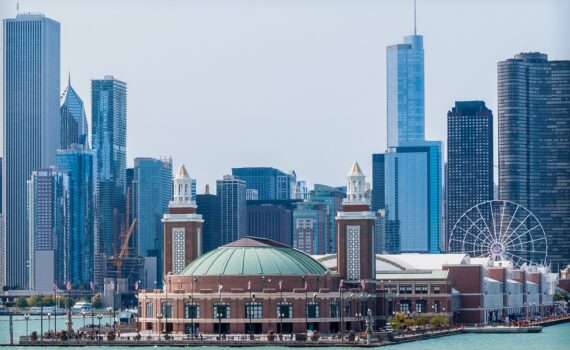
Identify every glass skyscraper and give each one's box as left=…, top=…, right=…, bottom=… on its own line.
left=91, top=76, right=127, bottom=269
left=133, top=157, right=172, bottom=284
left=27, top=169, right=69, bottom=292
left=232, top=167, right=296, bottom=200
left=196, top=188, right=221, bottom=253
left=447, top=101, right=494, bottom=252
left=56, top=146, right=97, bottom=286
left=217, top=175, right=247, bottom=245
left=386, top=34, right=424, bottom=148
left=60, top=76, right=88, bottom=148
left=3, top=14, right=60, bottom=289
left=384, top=142, right=442, bottom=253
left=293, top=201, right=326, bottom=255
left=498, top=53, right=570, bottom=271
left=309, top=184, right=345, bottom=253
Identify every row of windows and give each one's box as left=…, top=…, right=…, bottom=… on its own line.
left=146, top=301, right=345, bottom=319
left=383, top=284, right=441, bottom=294
left=398, top=300, right=442, bottom=313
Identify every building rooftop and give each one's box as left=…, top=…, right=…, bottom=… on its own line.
left=180, top=237, right=328, bottom=276
left=376, top=270, right=449, bottom=281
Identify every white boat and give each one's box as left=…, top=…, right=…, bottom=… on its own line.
left=71, top=301, right=93, bottom=313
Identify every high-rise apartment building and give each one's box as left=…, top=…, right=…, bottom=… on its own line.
left=134, top=157, right=172, bottom=284
left=447, top=101, right=494, bottom=252
left=217, top=175, right=247, bottom=245
left=60, top=76, right=88, bottom=149
left=498, top=53, right=570, bottom=271
left=293, top=201, right=326, bottom=255
left=91, top=76, right=127, bottom=267
left=196, top=185, right=221, bottom=253
left=232, top=167, right=296, bottom=200
left=56, top=145, right=97, bottom=286
left=386, top=34, right=424, bottom=148
left=3, top=14, right=60, bottom=289
left=27, top=169, right=68, bottom=292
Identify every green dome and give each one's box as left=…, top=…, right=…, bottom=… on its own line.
left=180, top=237, right=328, bottom=276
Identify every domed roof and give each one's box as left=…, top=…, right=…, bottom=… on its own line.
left=180, top=237, right=328, bottom=276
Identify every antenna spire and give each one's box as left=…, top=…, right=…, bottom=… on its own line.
left=68, top=71, right=71, bottom=86
left=414, top=0, right=416, bottom=35
left=17, top=2, right=19, bottom=14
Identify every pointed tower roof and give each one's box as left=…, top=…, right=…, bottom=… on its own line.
left=176, top=164, right=190, bottom=178
left=349, top=161, right=364, bottom=176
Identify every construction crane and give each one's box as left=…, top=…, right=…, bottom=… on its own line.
left=112, top=218, right=137, bottom=278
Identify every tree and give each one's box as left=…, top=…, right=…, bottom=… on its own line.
left=389, top=312, right=406, bottom=330
left=16, top=297, right=29, bottom=308
left=416, top=316, right=428, bottom=327
left=42, top=295, right=56, bottom=307
left=554, top=290, right=569, bottom=302
left=28, top=295, right=43, bottom=307
left=92, top=295, right=102, bottom=308
left=430, top=315, right=448, bottom=327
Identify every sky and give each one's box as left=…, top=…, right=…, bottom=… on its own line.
left=1, top=0, right=569, bottom=192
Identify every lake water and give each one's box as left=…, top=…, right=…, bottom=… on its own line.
left=0, top=315, right=569, bottom=349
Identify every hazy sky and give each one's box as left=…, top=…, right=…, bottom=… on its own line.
left=1, top=0, right=569, bottom=192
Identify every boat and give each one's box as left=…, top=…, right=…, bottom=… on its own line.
left=71, top=301, right=93, bottom=313
left=462, top=326, right=542, bottom=333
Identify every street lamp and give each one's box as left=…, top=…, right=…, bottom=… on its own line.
left=47, top=313, right=52, bottom=334
left=157, top=314, right=163, bottom=341
left=97, top=314, right=102, bottom=340
left=216, top=311, right=222, bottom=341
left=82, top=311, right=86, bottom=330
left=24, top=314, right=30, bottom=339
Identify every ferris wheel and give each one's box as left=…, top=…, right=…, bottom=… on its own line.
left=448, top=200, right=548, bottom=267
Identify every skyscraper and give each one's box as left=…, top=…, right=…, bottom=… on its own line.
left=217, top=175, right=247, bottom=245
left=247, top=203, right=292, bottom=246
left=447, top=101, right=494, bottom=252
left=134, top=157, right=172, bottom=284
left=498, top=53, right=570, bottom=270
left=293, top=201, right=326, bottom=255
left=309, top=184, right=345, bottom=253
left=91, top=76, right=127, bottom=268
left=386, top=33, right=424, bottom=148
left=56, top=145, right=97, bottom=286
left=3, top=14, right=60, bottom=289
left=196, top=185, right=221, bottom=253
left=27, top=169, right=68, bottom=292
left=232, top=167, right=296, bottom=200
left=371, top=154, right=385, bottom=212
left=384, top=142, right=442, bottom=253
left=60, top=76, right=89, bottom=149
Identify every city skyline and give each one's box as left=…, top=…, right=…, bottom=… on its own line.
left=0, top=0, right=568, bottom=190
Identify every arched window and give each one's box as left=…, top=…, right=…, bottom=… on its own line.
left=306, top=301, right=319, bottom=318
left=161, top=302, right=173, bottom=318
left=245, top=302, right=262, bottom=319
left=276, top=302, right=293, bottom=319
left=185, top=302, right=199, bottom=319
left=213, top=302, right=230, bottom=319
left=145, top=302, right=153, bottom=318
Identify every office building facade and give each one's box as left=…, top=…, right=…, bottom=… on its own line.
left=217, top=175, right=247, bottom=245
left=91, top=76, right=127, bottom=265
left=27, top=169, right=69, bottom=292
left=56, top=146, right=97, bottom=286
left=60, top=77, right=88, bottom=149
left=232, top=167, right=296, bottom=200
left=498, top=53, right=570, bottom=270
left=384, top=142, right=442, bottom=253
left=293, top=201, right=326, bottom=255
left=309, top=184, right=345, bottom=253
left=3, top=14, right=61, bottom=289
left=134, top=157, right=172, bottom=284
left=247, top=203, right=292, bottom=246
left=196, top=186, right=221, bottom=253
left=447, top=101, right=494, bottom=252
left=386, top=34, right=424, bottom=148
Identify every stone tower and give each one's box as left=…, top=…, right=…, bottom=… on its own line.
left=336, top=161, right=376, bottom=283
left=162, top=165, right=204, bottom=279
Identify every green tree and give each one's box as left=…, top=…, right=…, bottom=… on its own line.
left=416, top=316, right=428, bottom=327
left=430, top=315, right=448, bottom=327
left=554, top=291, right=569, bottom=302
left=28, top=295, right=43, bottom=306
left=389, top=312, right=406, bottom=330
left=42, top=295, right=56, bottom=307
left=16, top=297, right=29, bottom=308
